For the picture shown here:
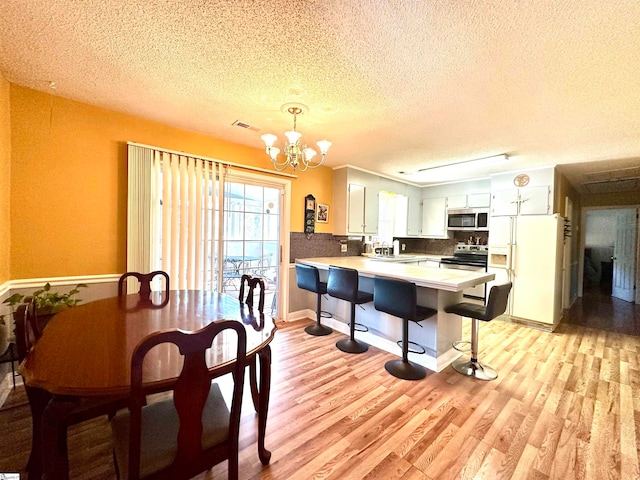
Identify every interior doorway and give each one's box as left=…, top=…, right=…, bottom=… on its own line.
left=581, top=207, right=638, bottom=303
left=572, top=206, right=640, bottom=336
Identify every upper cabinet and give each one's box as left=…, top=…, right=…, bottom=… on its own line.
left=490, top=168, right=555, bottom=217
left=421, top=197, right=449, bottom=238
left=447, top=193, right=491, bottom=209
left=492, top=186, right=551, bottom=216
left=467, top=193, right=491, bottom=208
left=333, top=167, right=379, bottom=235
left=406, top=185, right=422, bottom=237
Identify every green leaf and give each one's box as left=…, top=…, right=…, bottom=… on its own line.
left=2, top=293, right=25, bottom=306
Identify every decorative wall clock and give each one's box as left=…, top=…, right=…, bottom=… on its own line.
left=513, top=174, right=530, bottom=187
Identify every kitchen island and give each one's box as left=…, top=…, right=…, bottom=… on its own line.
left=295, top=257, right=495, bottom=372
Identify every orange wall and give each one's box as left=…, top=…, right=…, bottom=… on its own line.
left=10, top=85, right=333, bottom=279
left=0, top=74, right=10, bottom=285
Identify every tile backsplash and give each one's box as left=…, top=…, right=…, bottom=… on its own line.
left=289, top=230, right=488, bottom=262
left=397, top=231, right=489, bottom=256
left=290, top=233, right=362, bottom=263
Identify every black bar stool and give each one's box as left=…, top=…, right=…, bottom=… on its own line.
left=296, top=264, right=332, bottom=336
left=327, top=266, right=373, bottom=354
left=373, top=276, right=437, bottom=380
left=444, top=282, right=512, bottom=381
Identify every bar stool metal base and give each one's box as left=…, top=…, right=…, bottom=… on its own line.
left=451, top=357, right=497, bottom=381
left=385, top=359, right=426, bottom=380
left=305, top=323, right=333, bottom=336
left=336, top=338, right=368, bottom=354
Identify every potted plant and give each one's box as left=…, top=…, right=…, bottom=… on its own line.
left=0, top=293, right=26, bottom=356
left=28, top=282, right=88, bottom=315
left=0, top=283, right=87, bottom=351
left=0, top=313, right=10, bottom=356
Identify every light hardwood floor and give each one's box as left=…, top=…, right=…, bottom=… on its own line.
left=1, top=311, right=639, bottom=479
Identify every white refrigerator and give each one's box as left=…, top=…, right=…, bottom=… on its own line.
left=488, top=214, right=564, bottom=329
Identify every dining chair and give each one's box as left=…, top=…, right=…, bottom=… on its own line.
left=118, top=271, right=170, bottom=300
left=110, top=320, right=247, bottom=480
left=239, top=274, right=265, bottom=313
left=14, top=299, right=128, bottom=479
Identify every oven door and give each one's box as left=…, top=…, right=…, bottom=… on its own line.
left=439, top=261, right=486, bottom=301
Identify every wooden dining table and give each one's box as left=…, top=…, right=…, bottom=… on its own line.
left=18, top=290, right=277, bottom=480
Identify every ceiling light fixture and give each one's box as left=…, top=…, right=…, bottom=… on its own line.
left=261, top=103, right=331, bottom=172
left=416, top=154, right=508, bottom=173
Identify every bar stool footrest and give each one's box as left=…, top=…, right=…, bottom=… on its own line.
left=350, top=322, right=368, bottom=333
left=396, top=340, right=426, bottom=355
left=453, top=340, right=471, bottom=352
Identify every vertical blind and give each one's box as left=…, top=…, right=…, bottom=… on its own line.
left=127, top=144, right=224, bottom=291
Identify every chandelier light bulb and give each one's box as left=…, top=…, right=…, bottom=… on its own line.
left=317, top=140, right=332, bottom=155
left=284, top=130, right=302, bottom=145
left=304, top=148, right=317, bottom=161
left=261, top=133, right=277, bottom=148
left=268, top=147, right=280, bottom=161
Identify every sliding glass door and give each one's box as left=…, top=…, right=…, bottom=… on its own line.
left=127, top=144, right=290, bottom=319
left=222, top=180, right=282, bottom=316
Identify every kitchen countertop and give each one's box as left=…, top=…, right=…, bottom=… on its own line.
left=361, top=253, right=444, bottom=263
left=296, top=256, right=493, bottom=292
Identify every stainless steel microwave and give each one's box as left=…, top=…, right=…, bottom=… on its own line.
left=447, top=208, right=490, bottom=231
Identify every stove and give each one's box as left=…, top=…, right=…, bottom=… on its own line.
left=439, top=244, right=488, bottom=301
left=439, top=244, right=488, bottom=268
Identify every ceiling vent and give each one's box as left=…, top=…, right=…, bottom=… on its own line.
left=232, top=120, right=261, bottom=132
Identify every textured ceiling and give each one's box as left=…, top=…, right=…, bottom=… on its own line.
left=1, top=1, right=639, bottom=191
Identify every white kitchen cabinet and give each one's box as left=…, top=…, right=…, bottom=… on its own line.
left=518, top=185, right=551, bottom=215
left=491, top=189, right=519, bottom=216
left=467, top=192, right=491, bottom=208
left=333, top=167, right=379, bottom=235
left=406, top=185, right=422, bottom=236
left=446, top=195, right=467, bottom=209
left=347, top=183, right=366, bottom=233
left=421, top=197, right=449, bottom=238
left=491, top=186, right=550, bottom=216
left=447, top=192, right=491, bottom=209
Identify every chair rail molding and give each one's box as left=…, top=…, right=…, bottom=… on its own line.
left=8, top=274, right=122, bottom=289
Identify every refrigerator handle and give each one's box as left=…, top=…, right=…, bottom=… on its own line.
left=511, top=244, right=515, bottom=274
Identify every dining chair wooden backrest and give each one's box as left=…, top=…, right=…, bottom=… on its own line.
left=239, top=274, right=265, bottom=313
left=14, top=299, right=38, bottom=360
left=118, top=271, right=170, bottom=300
left=110, top=320, right=247, bottom=480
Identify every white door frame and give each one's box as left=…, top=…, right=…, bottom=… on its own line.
left=578, top=205, right=639, bottom=304
left=223, top=168, right=291, bottom=320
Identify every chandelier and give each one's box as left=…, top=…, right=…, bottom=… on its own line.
left=260, top=103, right=331, bottom=172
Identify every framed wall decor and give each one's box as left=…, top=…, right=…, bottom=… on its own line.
left=316, top=203, right=329, bottom=223
left=304, top=194, right=316, bottom=235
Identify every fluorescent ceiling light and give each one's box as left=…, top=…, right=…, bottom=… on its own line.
left=417, top=154, right=508, bottom=173
left=400, top=154, right=509, bottom=183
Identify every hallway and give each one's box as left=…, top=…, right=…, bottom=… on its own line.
left=564, top=285, right=640, bottom=337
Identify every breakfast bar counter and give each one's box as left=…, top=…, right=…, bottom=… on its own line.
left=295, top=257, right=495, bottom=372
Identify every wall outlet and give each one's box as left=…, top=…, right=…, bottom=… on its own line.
left=402, top=243, right=406, bottom=251
left=340, top=243, right=348, bottom=253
